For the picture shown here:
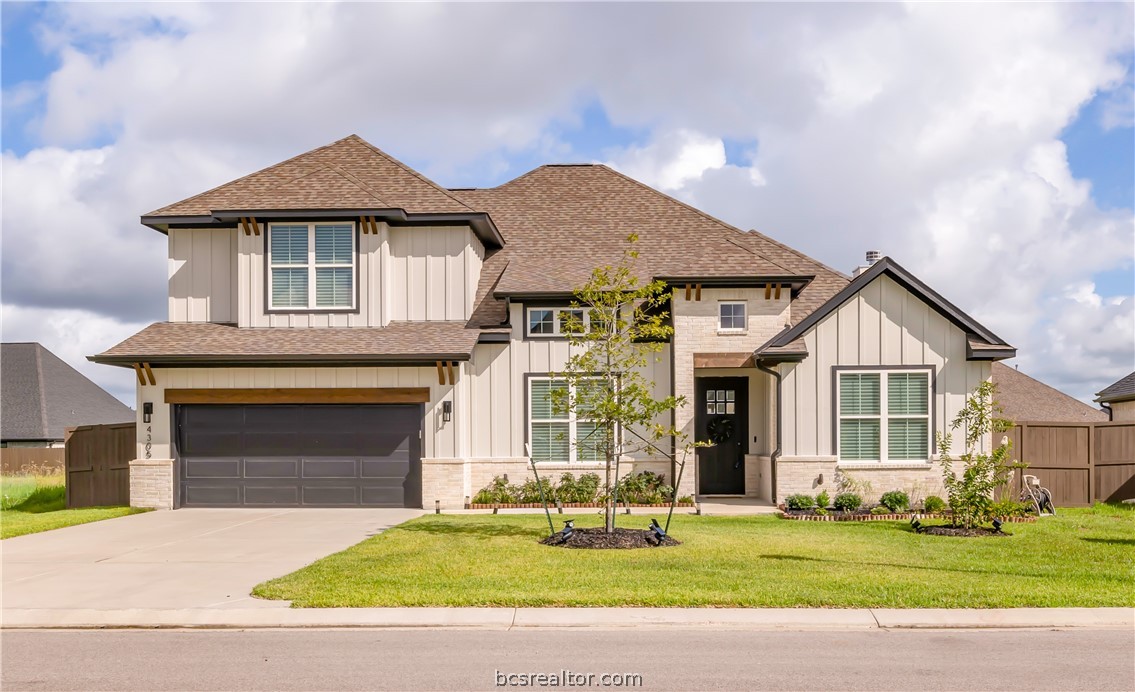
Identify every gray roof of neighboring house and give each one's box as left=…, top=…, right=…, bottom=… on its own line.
left=1096, top=371, right=1135, bottom=404
left=992, top=362, right=1107, bottom=423
left=1, top=343, right=135, bottom=442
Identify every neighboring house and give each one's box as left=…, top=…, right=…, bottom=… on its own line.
left=992, top=362, right=1107, bottom=424
left=1096, top=372, right=1135, bottom=422
left=2, top=342, right=135, bottom=447
left=91, top=135, right=1015, bottom=510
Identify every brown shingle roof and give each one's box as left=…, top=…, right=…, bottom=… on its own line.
left=1096, top=371, right=1135, bottom=404
left=992, top=362, right=1107, bottom=423
left=733, top=229, right=850, bottom=324
left=90, top=322, right=484, bottom=364
left=148, top=135, right=474, bottom=216
left=450, top=165, right=803, bottom=297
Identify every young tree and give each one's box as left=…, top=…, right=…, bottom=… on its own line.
left=937, top=380, right=1022, bottom=529
left=549, top=234, right=690, bottom=533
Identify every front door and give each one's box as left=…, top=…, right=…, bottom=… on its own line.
left=695, top=377, right=748, bottom=495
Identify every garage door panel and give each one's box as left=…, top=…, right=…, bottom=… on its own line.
left=184, top=485, right=242, bottom=506
left=177, top=404, right=421, bottom=508
left=244, top=485, right=301, bottom=506
left=244, top=458, right=300, bottom=478
left=301, top=458, right=358, bottom=478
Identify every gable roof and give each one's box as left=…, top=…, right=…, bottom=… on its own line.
left=2, top=343, right=134, bottom=442
left=147, top=135, right=475, bottom=218
left=1096, top=371, right=1135, bottom=404
left=449, top=165, right=809, bottom=297
left=756, top=256, right=1015, bottom=361
left=992, top=362, right=1107, bottom=423
left=732, top=229, right=851, bottom=324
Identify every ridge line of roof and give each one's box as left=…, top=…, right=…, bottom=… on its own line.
left=34, top=343, right=49, bottom=439
left=348, top=135, right=477, bottom=213
left=323, top=163, right=393, bottom=204
left=723, top=235, right=795, bottom=274
left=745, top=228, right=852, bottom=281
left=145, top=135, right=356, bottom=217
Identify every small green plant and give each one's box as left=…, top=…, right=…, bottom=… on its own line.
left=814, top=508, right=828, bottom=516
left=836, top=470, right=873, bottom=496
left=677, top=495, right=694, bottom=504
left=879, top=490, right=910, bottom=513
left=471, top=476, right=521, bottom=504
left=612, top=471, right=673, bottom=504
left=989, top=499, right=1030, bottom=518
left=815, top=490, right=831, bottom=509
left=871, top=506, right=892, bottom=515
left=833, top=493, right=863, bottom=513
left=922, top=495, right=947, bottom=514
left=785, top=494, right=816, bottom=510
left=554, top=472, right=602, bottom=504
left=518, top=477, right=555, bottom=504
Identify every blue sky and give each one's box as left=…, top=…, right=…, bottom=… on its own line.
left=1, top=2, right=1132, bottom=405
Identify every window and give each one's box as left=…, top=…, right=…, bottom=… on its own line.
left=719, top=302, right=746, bottom=331
left=706, top=388, right=736, bottom=415
left=268, top=223, right=355, bottom=310
left=837, top=370, right=930, bottom=462
left=529, top=377, right=608, bottom=462
left=526, top=307, right=595, bottom=337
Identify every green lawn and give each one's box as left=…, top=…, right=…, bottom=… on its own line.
left=1, top=474, right=148, bottom=539
left=253, top=505, right=1135, bottom=608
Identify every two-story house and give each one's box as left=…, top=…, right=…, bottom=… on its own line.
left=91, top=135, right=1015, bottom=510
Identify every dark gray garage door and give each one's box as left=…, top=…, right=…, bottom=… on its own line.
left=175, top=404, right=422, bottom=508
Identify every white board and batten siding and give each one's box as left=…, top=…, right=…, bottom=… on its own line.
left=170, top=223, right=483, bottom=328
left=139, top=366, right=462, bottom=462
left=168, top=228, right=237, bottom=323
left=779, top=274, right=991, bottom=458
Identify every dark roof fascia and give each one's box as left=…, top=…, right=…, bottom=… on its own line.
left=143, top=209, right=504, bottom=248
left=756, top=351, right=808, bottom=365
left=966, top=343, right=1017, bottom=361
left=1097, top=393, right=1135, bottom=404
left=477, top=332, right=511, bottom=344
left=659, top=275, right=813, bottom=291
left=762, top=257, right=1013, bottom=354
left=88, top=353, right=473, bottom=368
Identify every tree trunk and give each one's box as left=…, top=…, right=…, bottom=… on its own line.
left=605, top=424, right=615, bottom=533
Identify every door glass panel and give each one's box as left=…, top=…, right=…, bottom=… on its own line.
left=726, top=390, right=735, bottom=402
left=726, top=402, right=735, bottom=414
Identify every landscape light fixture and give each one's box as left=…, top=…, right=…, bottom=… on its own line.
left=910, top=518, right=922, bottom=533
left=558, top=519, right=575, bottom=544
left=992, top=518, right=1003, bottom=533
left=649, top=518, right=667, bottom=545
left=442, top=400, right=453, bottom=422
left=142, top=402, right=153, bottom=424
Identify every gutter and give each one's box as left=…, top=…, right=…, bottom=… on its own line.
left=1101, top=402, right=1113, bottom=422
left=756, top=360, right=782, bottom=505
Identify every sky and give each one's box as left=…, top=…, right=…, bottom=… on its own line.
left=1, top=1, right=1133, bottom=407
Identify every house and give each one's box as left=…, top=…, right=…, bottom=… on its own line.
left=992, top=362, right=1107, bottom=423
left=90, top=134, right=1015, bottom=510
left=1096, top=372, right=1135, bottom=422
left=2, top=342, right=135, bottom=447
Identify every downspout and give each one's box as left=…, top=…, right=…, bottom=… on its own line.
left=756, top=360, right=782, bottom=505
left=1101, top=402, right=1113, bottom=422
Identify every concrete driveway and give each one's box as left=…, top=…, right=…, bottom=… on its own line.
left=1, top=508, right=422, bottom=610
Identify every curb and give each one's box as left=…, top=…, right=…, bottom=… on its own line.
left=3, top=607, right=1131, bottom=631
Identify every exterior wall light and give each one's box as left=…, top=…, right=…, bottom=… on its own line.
left=143, top=402, right=153, bottom=424
left=442, top=400, right=453, bottom=423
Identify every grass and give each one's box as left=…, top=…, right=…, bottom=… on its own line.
left=0, top=474, right=148, bottom=539
left=253, top=505, right=1135, bottom=608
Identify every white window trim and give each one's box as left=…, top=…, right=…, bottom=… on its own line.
left=528, top=376, right=611, bottom=462
left=525, top=307, right=592, bottom=338
left=836, top=368, right=932, bottom=463
left=718, top=301, right=747, bottom=333
left=267, top=222, right=356, bottom=311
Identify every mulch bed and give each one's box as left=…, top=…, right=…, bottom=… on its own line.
left=470, top=502, right=694, bottom=509
left=780, top=509, right=1037, bottom=524
left=919, top=525, right=1012, bottom=538
left=539, top=527, right=681, bottom=549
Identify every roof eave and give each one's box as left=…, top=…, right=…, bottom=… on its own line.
left=88, top=353, right=474, bottom=368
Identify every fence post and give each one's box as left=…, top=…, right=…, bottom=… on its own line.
left=1087, top=423, right=1095, bottom=504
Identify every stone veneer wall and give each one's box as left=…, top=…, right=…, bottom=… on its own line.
left=130, top=459, right=174, bottom=509
left=776, top=457, right=946, bottom=506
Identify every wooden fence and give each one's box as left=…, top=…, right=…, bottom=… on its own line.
left=0, top=447, right=66, bottom=475
left=1002, top=421, right=1135, bottom=507
left=65, top=422, right=135, bottom=508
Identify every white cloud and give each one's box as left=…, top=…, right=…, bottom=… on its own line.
left=3, top=1, right=1133, bottom=405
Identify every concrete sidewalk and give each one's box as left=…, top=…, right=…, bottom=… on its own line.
left=3, top=606, right=1131, bottom=630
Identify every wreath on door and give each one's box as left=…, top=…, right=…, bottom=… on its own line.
left=706, top=417, right=735, bottom=444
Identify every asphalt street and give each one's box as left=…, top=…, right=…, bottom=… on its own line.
left=3, top=628, right=1133, bottom=691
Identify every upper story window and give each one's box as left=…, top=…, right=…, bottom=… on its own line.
left=268, top=223, right=355, bottom=310
left=719, top=301, right=747, bottom=332
left=837, top=370, right=931, bottom=463
left=526, top=307, right=594, bottom=337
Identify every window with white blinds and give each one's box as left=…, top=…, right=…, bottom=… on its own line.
left=268, top=223, right=355, bottom=309
left=837, top=370, right=930, bottom=462
left=529, top=377, right=608, bottom=462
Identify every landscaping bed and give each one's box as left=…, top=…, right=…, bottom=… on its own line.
left=252, top=504, right=1135, bottom=608
left=470, top=501, right=694, bottom=509
left=540, top=527, right=680, bottom=549
left=779, top=509, right=1037, bottom=523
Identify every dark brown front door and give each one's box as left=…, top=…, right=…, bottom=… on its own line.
left=696, top=377, right=748, bottom=495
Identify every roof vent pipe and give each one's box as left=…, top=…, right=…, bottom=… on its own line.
left=865, top=250, right=881, bottom=263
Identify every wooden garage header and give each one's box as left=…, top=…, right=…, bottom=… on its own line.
left=164, top=388, right=431, bottom=405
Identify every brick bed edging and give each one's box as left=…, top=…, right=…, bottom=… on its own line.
left=777, top=510, right=1039, bottom=523
left=467, top=502, right=696, bottom=510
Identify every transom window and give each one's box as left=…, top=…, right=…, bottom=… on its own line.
left=268, top=223, right=355, bottom=310
left=719, top=302, right=746, bottom=331
left=528, top=377, right=608, bottom=462
left=526, top=307, right=596, bottom=337
left=838, top=370, right=931, bottom=462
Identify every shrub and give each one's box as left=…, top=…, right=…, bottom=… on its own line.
left=814, top=508, right=828, bottom=516
left=879, top=490, right=910, bottom=513
left=784, top=494, right=816, bottom=510
left=833, top=493, right=863, bottom=512
left=989, top=499, right=1030, bottom=518
left=472, top=476, right=520, bottom=504
left=923, top=495, right=947, bottom=514
left=518, top=477, right=555, bottom=504
left=815, top=490, right=831, bottom=509
left=613, top=471, right=673, bottom=504
left=870, top=506, right=892, bottom=515
left=677, top=495, right=694, bottom=504
left=554, top=473, right=602, bottom=504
